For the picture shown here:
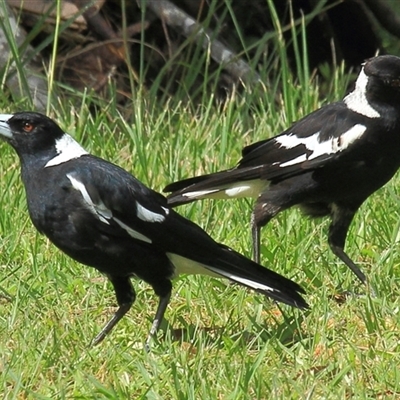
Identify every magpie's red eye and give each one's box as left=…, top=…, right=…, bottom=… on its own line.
left=22, top=122, right=34, bottom=133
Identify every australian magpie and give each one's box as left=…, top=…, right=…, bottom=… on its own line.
left=165, top=55, right=400, bottom=286
left=0, top=112, right=307, bottom=347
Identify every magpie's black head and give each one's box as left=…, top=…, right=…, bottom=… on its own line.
left=364, top=55, right=400, bottom=105
left=0, top=112, right=65, bottom=155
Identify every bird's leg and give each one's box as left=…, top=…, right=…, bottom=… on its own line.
left=251, top=199, right=283, bottom=264
left=91, top=276, right=135, bottom=346
left=251, top=212, right=261, bottom=264
left=328, top=206, right=367, bottom=285
left=91, top=303, right=132, bottom=346
left=145, top=291, right=171, bottom=352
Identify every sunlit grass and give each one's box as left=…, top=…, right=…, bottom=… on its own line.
left=0, top=70, right=399, bottom=398
left=0, top=1, right=400, bottom=399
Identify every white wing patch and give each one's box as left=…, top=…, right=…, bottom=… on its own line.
left=279, top=154, right=307, bottom=167
left=338, top=124, right=367, bottom=149
left=275, top=132, right=321, bottom=150
left=276, top=124, right=367, bottom=167
left=344, top=69, right=380, bottom=118
left=223, top=179, right=267, bottom=198
left=216, top=271, right=275, bottom=292
left=183, top=188, right=220, bottom=199
left=67, top=174, right=152, bottom=244
left=113, top=217, right=152, bottom=244
left=136, top=201, right=166, bottom=223
left=167, top=253, right=275, bottom=293
left=182, top=179, right=267, bottom=200
left=45, top=134, right=88, bottom=167
left=67, top=174, right=111, bottom=224
left=167, top=253, right=220, bottom=278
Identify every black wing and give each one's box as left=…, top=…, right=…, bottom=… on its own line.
left=239, top=102, right=360, bottom=171
left=165, top=101, right=370, bottom=202
left=61, top=156, right=308, bottom=309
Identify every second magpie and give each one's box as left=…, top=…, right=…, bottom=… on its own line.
left=165, top=55, right=400, bottom=286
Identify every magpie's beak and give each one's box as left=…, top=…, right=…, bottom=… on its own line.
left=0, top=114, right=14, bottom=139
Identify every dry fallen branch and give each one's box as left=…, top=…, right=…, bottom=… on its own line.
left=7, top=0, right=87, bottom=32
left=146, top=0, right=261, bottom=85
left=0, top=2, right=48, bottom=110
left=1, top=0, right=397, bottom=105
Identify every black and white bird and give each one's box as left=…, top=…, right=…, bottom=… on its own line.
left=0, top=112, right=307, bottom=347
left=165, top=55, right=400, bottom=286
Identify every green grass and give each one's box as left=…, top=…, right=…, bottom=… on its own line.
left=1, top=2, right=400, bottom=398
left=0, top=73, right=400, bottom=399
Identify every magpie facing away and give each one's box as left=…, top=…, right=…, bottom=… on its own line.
left=165, top=55, right=400, bottom=286
left=0, top=112, right=307, bottom=347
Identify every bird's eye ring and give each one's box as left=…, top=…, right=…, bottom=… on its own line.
left=22, top=122, right=34, bottom=133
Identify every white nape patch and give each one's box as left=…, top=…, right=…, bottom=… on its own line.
left=167, top=253, right=219, bottom=278
left=344, top=69, right=380, bottom=118
left=67, top=174, right=112, bottom=224
left=183, top=179, right=267, bottom=200
left=136, top=201, right=166, bottom=223
left=114, top=217, right=152, bottom=244
left=45, top=134, right=88, bottom=167
left=276, top=124, right=367, bottom=167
